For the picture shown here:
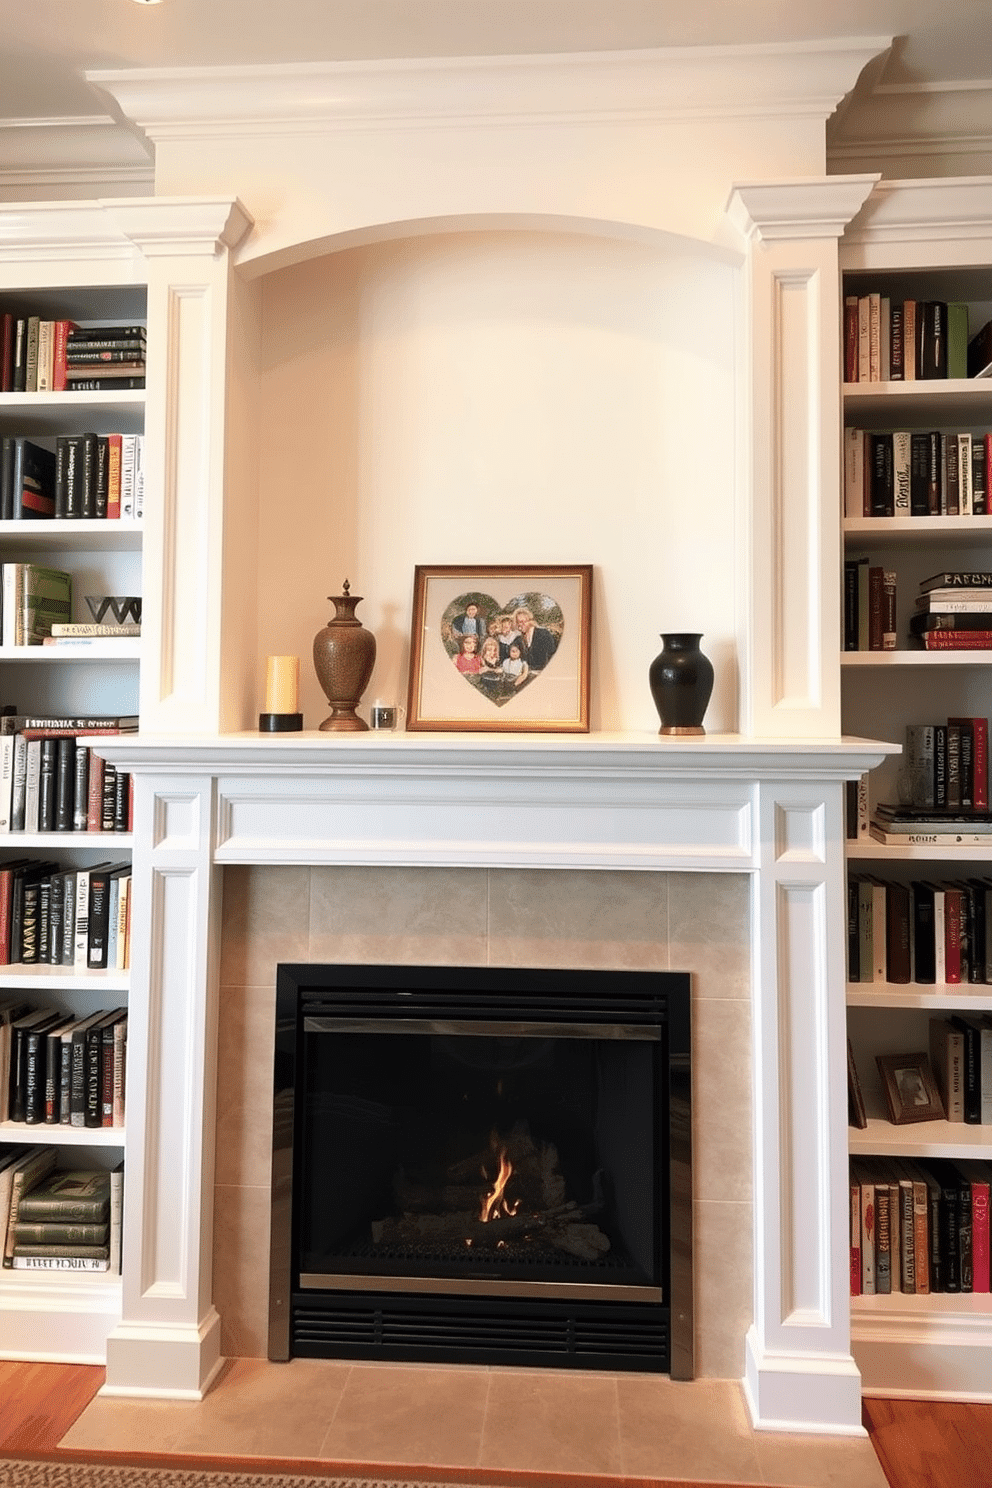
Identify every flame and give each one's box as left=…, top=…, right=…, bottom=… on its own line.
left=480, top=1145, right=521, bottom=1223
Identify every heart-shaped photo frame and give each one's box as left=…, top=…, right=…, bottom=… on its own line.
left=443, top=591, right=563, bottom=708
left=407, top=565, right=592, bottom=734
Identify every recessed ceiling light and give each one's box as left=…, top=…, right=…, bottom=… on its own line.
left=130, top=0, right=164, bottom=6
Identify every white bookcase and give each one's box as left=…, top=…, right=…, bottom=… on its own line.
left=840, top=177, right=992, bottom=1400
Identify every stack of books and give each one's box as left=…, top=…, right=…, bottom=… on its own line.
left=64, top=324, right=146, bottom=393
left=868, top=715, right=991, bottom=844
left=910, top=572, right=992, bottom=651
left=0, top=713, right=137, bottom=835
left=0, top=1156, right=122, bottom=1273
left=847, top=876, right=992, bottom=985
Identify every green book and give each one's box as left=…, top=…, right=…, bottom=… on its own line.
left=15, top=1169, right=110, bottom=1223
left=18, top=565, right=72, bottom=646
left=948, top=302, right=970, bottom=380
left=12, top=1220, right=109, bottom=1246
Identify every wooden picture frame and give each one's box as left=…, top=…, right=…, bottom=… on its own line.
left=406, top=564, right=592, bottom=733
left=847, top=1039, right=868, bottom=1129
left=875, top=1051, right=945, bottom=1125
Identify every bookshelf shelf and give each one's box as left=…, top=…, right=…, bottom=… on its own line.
left=844, top=516, right=992, bottom=547
left=843, top=378, right=992, bottom=423
left=842, top=651, right=992, bottom=666
left=0, top=643, right=141, bottom=662
left=847, top=984, right=992, bottom=1010
left=0, top=521, right=142, bottom=555
left=0, top=1121, right=123, bottom=1146
left=0, top=966, right=129, bottom=991
left=847, top=839, right=992, bottom=861
left=850, top=1117, right=992, bottom=1158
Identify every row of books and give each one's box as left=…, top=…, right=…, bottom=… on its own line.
left=843, top=560, right=896, bottom=651
left=843, top=294, right=992, bottom=383
left=0, top=721, right=136, bottom=836
left=0, top=1152, right=123, bottom=1273
left=844, top=428, right=991, bottom=519
left=908, top=573, right=992, bottom=652
left=0, top=433, right=145, bottom=522
left=849, top=1156, right=990, bottom=1296
left=897, top=713, right=989, bottom=814
left=847, top=876, right=992, bottom=989
left=1, top=998, right=127, bottom=1128
left=0, top=859, right=132, bottom=970
left=0, top=316, right=146, bottom=394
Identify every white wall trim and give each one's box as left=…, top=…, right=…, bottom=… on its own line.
left=85, top=40, right=891, bottom=143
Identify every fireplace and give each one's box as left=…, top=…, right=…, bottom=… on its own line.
left=269, top=961, right=692, bottom=1375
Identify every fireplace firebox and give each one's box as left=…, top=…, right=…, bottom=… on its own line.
left=269, top=964, right=692, bottom=1375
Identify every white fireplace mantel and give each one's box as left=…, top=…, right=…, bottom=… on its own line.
left=95, top=730, right=894, bottom=1434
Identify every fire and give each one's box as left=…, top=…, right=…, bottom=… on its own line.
left=480, top=1144, right=521, bottom=1223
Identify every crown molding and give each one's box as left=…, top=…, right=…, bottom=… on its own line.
left=86, top=39, right=891, bottom=142
left=0, top=115, right=153, bottom=200
left=841, top=175, right=992, bottom=246
left=827, top=78, right=992, bottom=175
left=0, top=195, right=252, bottom=264
left=725, top=176, right=879, bottom=244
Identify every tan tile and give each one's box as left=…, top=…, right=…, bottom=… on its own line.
left=213, top=1182, right=272, bottom=1359
left=59, top=1394, right=198, bottom=1453
left=692, top=997, right=753, bottom=1204
left=754, top=1427, right=891, bottom=1488
left=693, top=1198, right=753, bottom=1380
left=487, top=868, right=671, bottom=968
left=480, top=1367, right=622, bottom=1475
left=215, top=982, right=277, bottom=1188
left=318, top=1361, right=489, bottom=1466
left=617, top=1375, right=763, bottom=1482
left=307, top=865, right=489, bottom=966
left=220, top=865, right=311, bottom=986
left=172, top=1357, right=351, bottom=1458
left=669, top=872, right=751, bottom=999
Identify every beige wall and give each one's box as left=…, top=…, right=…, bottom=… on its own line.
left=214, top=864, right=753, bottom=1380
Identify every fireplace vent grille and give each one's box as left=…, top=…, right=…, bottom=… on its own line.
left=291, top=1291, right=668, bottom=1371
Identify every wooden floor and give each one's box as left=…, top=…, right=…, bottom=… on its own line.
left=0, top=1361, right=989, bottom=1487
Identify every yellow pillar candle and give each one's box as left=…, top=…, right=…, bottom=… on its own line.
left=265, top=655, right=299, bottom=714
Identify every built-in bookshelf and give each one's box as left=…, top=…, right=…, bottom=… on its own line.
left=0, top=274, right=143, bottom=1357
left=840, top=179, right=992, bottom=1400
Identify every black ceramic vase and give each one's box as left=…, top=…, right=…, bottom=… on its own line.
left=648, top=633, right=714, bottom=736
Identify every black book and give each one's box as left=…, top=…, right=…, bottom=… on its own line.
left=909, top=431, right=931, bottom=515
left=43, top=1019, right=64, bottom=1124
left=927, top=430, right=943, bottom=514
left=101, top=763, right=117, bottom=833
left=11, top=318, right=26, bottom=392
left=911, top=881, right=937, bottom=984
left=54, top=433, right=97, bottom=520
left=974, top=437, right=989, bottom=516
left=8, top=1007, right=59, bottom=1122
left=843, top=561, right=860, bottom=651
left=10, top=439, right=56, bottom=520
left=919, top=301, right=949, bottom=379
left=94, top=437, right=109, bottom=520
left=87, top=861, right=129, bottom=970
left=921, top=1158, right=962, bottom=1293
left=66, top=377, right=145, bottom=392
left=54, top=736, right=76, bottom=832
left=68, top=1010, right=106, bottom=1128
left=113, top=769, right=129, bottom=832
left=0, top=435, right=15, bottom=521
left=847, top=878, right=860, bottom=980
left=72, top=743, right=89, bottom=832
left=869, top=433, right=894, bottom=516
left=36, top=874, right=52, bottom=965
left=37, top=738, right=58, bottom=833
left=949, top=1015, right=983, bottom=1123
left=24, top=1012, right=69, bottom=1124
left=47, top=872, right=63, bottom=968
left=67, top=324, right=146, bottom=345
left=84, top=1011, right=119, bottom=1128
left=934, top=725, right=948, bottom=811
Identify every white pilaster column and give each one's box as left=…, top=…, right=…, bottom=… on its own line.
left=103, top=770, right=224, bottom=1397
left=725, top=178, right=878, bottom=740
left=744, top=774, right=861, bottom=1432
left=104, top=197, right=254, bottom=735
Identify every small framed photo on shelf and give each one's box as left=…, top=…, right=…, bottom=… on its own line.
left=847, top=1039, right=868, bottom=1129
left=406, top=564, right=592, bottom=733
left=875, top=1051, right=945, bottom=1125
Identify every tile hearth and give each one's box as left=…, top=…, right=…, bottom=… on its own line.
left=63, top=1358, right=888, bottom=1486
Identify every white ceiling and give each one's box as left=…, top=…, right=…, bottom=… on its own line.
left=2, top=0, right=992, bottom=124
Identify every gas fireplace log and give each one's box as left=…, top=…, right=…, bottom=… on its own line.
left=370, top=1198, right=605, bottom=1249
left=392, top=1177, right=490, bottom=1214
left=545, top=1222, right=612, bottom=1260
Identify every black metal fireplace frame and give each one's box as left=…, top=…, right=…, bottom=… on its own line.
left=269, top=963, right=692, bottom=1376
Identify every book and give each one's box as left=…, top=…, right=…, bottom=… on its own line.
left=54, top=433, right=98, bottom=520
left=930, top=1018, right=965, bottom=1120
left=12, top=1220, right=109, bottom=1246
left=16, top=1168, right=111, bottom=1222
left=952, top=1159, right=990, bottom=1293
left=18, top=565, right=73, bottom=646
left=912, top=632, right=992, bottom=650
left=968, top=317, right=992, bottom=378
left=2, top=1145, right=58, bottom=1264
left=949, top=1015, right=983, bottom=1123
left=109, top=1158, right=124, bottom=1273
left=10, top=1252, right=110, bottom=1271
left=8, top=438, right=56, bottom=520
left=850, top=1176, right=861, bottom=1294
left=847, top=1038, right=867, bottom=1128
left=920, top=572, right=992, bottom=591
left=49, top=623, right=141, bottom=638
left=870, top=825, right=992, bottom=847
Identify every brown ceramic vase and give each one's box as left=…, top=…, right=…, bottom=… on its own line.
left=312, top=580, right=377, bottom=731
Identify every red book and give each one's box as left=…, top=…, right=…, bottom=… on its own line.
left=949, top=717, right=989, bottom=811
left=944, top=886, right=963, bottom=983
left=51, top=320, right=78, bottom=392
left=105, top=433, right=123, bottom=519
left=86, top=753, right=105, bottom=832
left=844, top=297, right=859, bottom=383
left=917, top=632, right=992, bottom=650
left=0, top=312, right=13, bottom=392
left=954, top=1161, right=990, bottom=1293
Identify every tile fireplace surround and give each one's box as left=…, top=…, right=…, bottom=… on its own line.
left=93, top=730, right=889, bottom=1438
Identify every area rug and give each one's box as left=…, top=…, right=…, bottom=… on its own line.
left=0, top=1459, right=775, bottom=1488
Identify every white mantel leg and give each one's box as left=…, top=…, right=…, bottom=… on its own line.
left=103, top=773, right=224, bottom=1398
left=744, top=777, right=862, bottom=1433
